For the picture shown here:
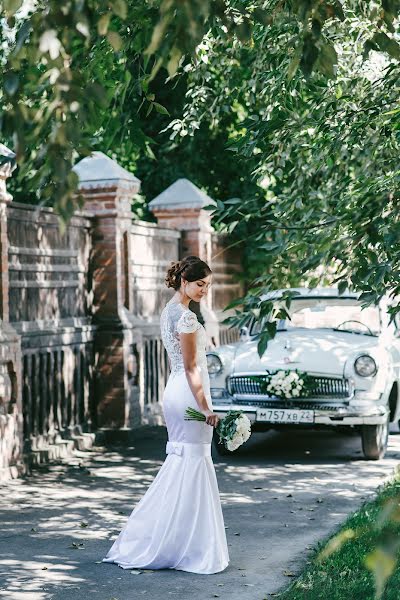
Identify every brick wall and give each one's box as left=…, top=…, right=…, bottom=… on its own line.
left=0, top=150, right=243, bottom=479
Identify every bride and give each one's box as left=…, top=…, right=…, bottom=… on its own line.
left=102, top=255, right=229, bottom=574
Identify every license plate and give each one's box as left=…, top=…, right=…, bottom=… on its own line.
left=257, top=408, right=314, bottom=423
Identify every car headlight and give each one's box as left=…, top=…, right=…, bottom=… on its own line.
left=206, top=353, right=223, bottom=375
left=354, top=355, right=377, bottom=377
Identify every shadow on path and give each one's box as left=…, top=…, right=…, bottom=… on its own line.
left=1, top=426, right=399, bottom=600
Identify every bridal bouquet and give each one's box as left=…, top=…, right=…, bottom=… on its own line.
left=185, top=407, right=251, bottom=451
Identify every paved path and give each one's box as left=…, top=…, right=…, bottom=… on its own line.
left=1, top=426, right=400, bottom=600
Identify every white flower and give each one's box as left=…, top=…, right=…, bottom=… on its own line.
left=235, top=415, right=251, bottom=439
left=226, top=431, right=244, bottom=451
left=268, top=371, right=307, bottom=398
left=234, top=417, right=243, bottom=429
left=48, top=68, right=60, bottom=84
left=236, top=415, right=251, bottom=435
left=241, top=415, right=251, bottom=428
left=232, top=431, right=243, bottom=444
left=226, top=439, right=236, bottom=451
left=242, top=428, right=251, bottom=442
left=227, top=437, right=242, bottom=451
left=39, top=30, right=62, bottom=60
left=236, top=422, right=247, bottom=435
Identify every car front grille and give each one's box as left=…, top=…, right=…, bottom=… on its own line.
left=227, top=374, right=351, bottom=400
left=232, top=399, right=347, bottom=411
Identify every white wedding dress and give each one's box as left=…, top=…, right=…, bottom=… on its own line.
left=102, top=298, right=229, bottom=574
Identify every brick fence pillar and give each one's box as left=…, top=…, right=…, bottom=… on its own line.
left=148, top=178, right=214, bottom=265
left=73, top=152, right=141, bottom=431
left=0, top=144, right=24, bottom=480
left=148, top=178, right=221, bottom=342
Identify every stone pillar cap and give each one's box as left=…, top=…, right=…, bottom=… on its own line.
left=148, top=178, right=217, bottom=211
left=73, top=151, right=140, bottom=191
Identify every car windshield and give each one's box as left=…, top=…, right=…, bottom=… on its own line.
left=250, top=298, right=381, bottom=336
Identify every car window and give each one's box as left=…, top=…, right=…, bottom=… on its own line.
left=250, top=300, right=381, bottom=336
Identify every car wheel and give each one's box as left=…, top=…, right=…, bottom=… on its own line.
left=361, top=415, right=389, bottom=460
left=212, top=431, right=231, bottom=456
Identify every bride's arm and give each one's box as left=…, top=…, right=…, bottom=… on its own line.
left=179, top=332, right=219, bottom=427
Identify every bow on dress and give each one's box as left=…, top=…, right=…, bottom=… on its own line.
left=166, top=441, right=211, bottom=458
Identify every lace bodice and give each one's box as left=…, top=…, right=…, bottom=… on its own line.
left=160, top=299, right=208, bottom=376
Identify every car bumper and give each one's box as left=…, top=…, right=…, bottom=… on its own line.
left=211, top=400, right=389, bottom=426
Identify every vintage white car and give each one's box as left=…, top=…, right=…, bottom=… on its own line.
left=208, top=287, right=400, bottom=460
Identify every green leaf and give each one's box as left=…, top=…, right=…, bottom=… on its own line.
left=97, top=14, right=111, bottom=36
left=110, top=0, right=127, bottom=20
left=265, top=320, right=277, bottom=337
left=145, top=142, right=156, bottom=160
left=235, top=20, right=252, bottom=43
left=300, top=33, right=319, bottom=76
left=153, top=102, right=170, bottom=116
left=145, top=14, right=173, bottom=56
left=4, top=72, right=19, bottom=96
left=253, top=8, right=272, bottom=26
left=227, top=220, right=239, bottom=233
left=4, top=0, right=23, bottom=16
left=225, top=197, right=242, bottom=205
left=257, top=333, right=270, bottom=358
left=331, top=0, right=345, bottom=21
left=148, top=57, right=163, bottom=83
left=316, top=41, right=337, bottom=78
left=287, top=52, right=300, bottom=80
left=371, top=32, right=400, bottom=60
left=85, top=83, right=109, bottom=108
left=317, top=529, right=355, bottom=562
left=223, top=297, right=245, bottom=311
left=107, top=31, right=123, bottom=51
left=260, top=242, right=280, bottom=251
left=167, top=46, right=182, bottom=77
left=13, top=20, right=31, bottom=53
left=365, top=548, right=397, bottom=600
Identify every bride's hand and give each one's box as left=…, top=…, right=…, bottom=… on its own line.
left=203, top=410, right=220, bottom=427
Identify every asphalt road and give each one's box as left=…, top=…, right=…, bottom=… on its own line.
left=1, top=424, right=400, bottom=600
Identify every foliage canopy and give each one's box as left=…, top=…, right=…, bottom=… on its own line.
left=0, top=0, right=399, bottom=328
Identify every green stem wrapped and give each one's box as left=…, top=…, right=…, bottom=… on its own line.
left=184, top=407, right=207, bottom=421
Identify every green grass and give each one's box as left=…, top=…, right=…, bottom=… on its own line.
left=278, top=472, right=400, bottom=600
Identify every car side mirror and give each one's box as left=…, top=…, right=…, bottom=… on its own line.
left=239, top=326, right=250, bottom=341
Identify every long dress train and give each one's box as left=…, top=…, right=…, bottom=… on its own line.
left=102, top=298, right=229, bottom=574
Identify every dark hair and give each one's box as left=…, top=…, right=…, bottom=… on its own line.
left=165, top=255, right=212, bottom=291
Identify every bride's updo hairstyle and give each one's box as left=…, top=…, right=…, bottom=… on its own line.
left=165, top=255, right=212, bottom=291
